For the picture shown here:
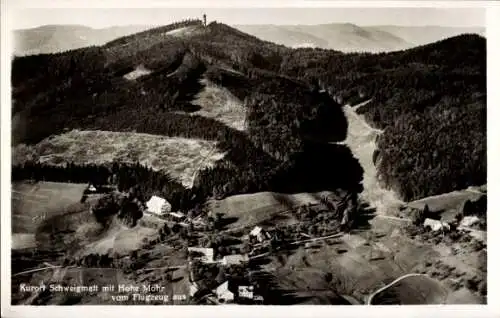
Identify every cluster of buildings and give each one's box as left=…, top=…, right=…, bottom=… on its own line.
left=423, top=218, right=451, bottom=232
left=186, top=246, right=256, bottom=304
left=189, top=279, right=264, bottom=304
left=143, top=194, right=270, bottom=304
left=185, top=226, right=272, bottom=304
left=187, top=246, right=251, bottom=266
left=213, top=282, right=264, bottom=304
left=423, top=216, right=480, bottom=233
left=248, top=226, right=270, bottom=243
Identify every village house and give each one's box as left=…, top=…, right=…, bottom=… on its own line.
left=460, top=215, right=480, bottom=228
left=188, top=247, right=214, bottom=263
left=220, top=254, right=249, bottom=266
left=253, top=294, right=264, bottom=303
left=423, top=218, right=450, bottom=232
left=215, top=281, right=234, bottom=303
left=168, top=211, right=186, bottom=222
left=189, top=282, right=199, bottom=297
left=238, top=285, right=254, bottom=299
left=145, top=195, right=171, bottom=216
left=249, top=226, right=269, bottom=243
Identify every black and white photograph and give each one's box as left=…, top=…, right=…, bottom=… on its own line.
left=1, top=0, right=496, bottom=315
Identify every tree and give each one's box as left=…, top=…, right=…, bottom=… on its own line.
left=214, top=212, right=224, bottom=229
left=324, top=272, right=333, bottom=283
left=172, top=223, right=181, bottom=233
left=92, top=193, right=120, bottom=224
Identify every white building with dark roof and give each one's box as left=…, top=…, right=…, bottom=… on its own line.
left=249, top=226, right=268, bottom=242
left=238, top=285, right=254, bottom=299
left=215, top=281, right=234, bottom=303
left=221, top=254, right=249, bottom=266
left=146, top=195, right=171, bottom=215
left=423, top=218, right=450, bottom=232
left=189, top=282, right=199, bottom=297
left=460, top=216, right=480, bottom=227
left=169, top=212, right=186, bottom=221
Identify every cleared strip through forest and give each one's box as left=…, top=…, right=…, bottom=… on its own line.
left=338, top=100, right=403, bottom=215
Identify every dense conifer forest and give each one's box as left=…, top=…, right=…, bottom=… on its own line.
left=11, top=21, right=486, bottom=204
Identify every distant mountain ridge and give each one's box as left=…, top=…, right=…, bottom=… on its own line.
left=14, top=24, right=153, bottom=56
left=233, top=23, right=485, bottom=52
left=14, top=23, right=485, bottom=56
left=372, top=25, right=486, bottom=46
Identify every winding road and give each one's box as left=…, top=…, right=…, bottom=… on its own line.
left=366, top=273, right=430, bottom=305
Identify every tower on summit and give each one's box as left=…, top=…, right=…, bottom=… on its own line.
left=203, top=14, right=207, bottom=27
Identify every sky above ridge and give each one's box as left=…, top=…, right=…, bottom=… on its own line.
left=11, top=7, right=485, bottom=30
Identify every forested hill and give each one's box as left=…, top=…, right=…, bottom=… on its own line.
left=289, top=34, right=486, bottom=201
left=12, top=21, right=486, bottom=206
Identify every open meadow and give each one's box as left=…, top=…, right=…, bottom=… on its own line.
left=254, top=213, right=486, bottom=305
left=209, top=191, right=335, bottom=231
left=11, top=181, right=185, bottom=305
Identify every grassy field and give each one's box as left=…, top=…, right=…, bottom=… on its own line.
left=369, top=274, right=448, bottom=304
left=11, top=233, right=37, bottom=250
left=262, top=231, right=437, bottom=303
left=14, top=241, right=191, bottom=304
left=12, top=181, right=89, bottom=234
left=13, top=130, right=225, bottom=187
left=406, top=189, right=484, bottom=216
left=12, top=181, right=164, bottom=256
left=210, top=191, right=332, bottom=231
left=11, top=181, right=117, bottom=258
left=11, top=181, right=191, bottom=305
left=254, top=211, right=486, bottom=305
left=190, top=78, right=247, bottom=131
left=78, top=219, right=158, bottom=257
left=368, top=274, right=482, bottom=305
left=206, top=190, right=428, bottom=305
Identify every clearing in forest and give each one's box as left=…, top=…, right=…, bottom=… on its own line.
left=190, top=78, right=247, bottom=131
left=13, top=130, right=225, bottom=188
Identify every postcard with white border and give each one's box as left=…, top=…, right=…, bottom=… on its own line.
left=1, top=1, right=499, bottom=317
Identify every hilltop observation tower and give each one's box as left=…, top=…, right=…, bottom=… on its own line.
left=203, top=14, right=207, bottom=27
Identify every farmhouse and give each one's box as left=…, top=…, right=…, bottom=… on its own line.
left=189, top=282, right=199, bottom=297
left=253, top=295, right=264, bottom=303
left=168, top=212, right=186, bottom=222
left=215, top=281, right=234, bottom=303
left=249, top=226, right=268, bottom=243
left=460, top=216, right=480, bottom=227
left=423, top=218, right=450, bottom=232
left=146, top=195, right=171, bottom=215
left=238, top=285, right=254, bottom=299
left=188, top=247, right=214, bottom=263
left=220, top=254, right=249, bottom=266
